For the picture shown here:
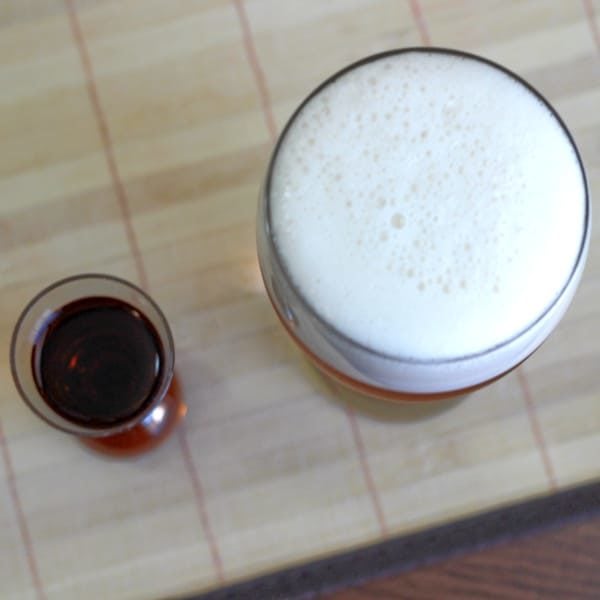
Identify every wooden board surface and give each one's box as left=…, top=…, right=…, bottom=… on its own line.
left=1, top=1, right=599, bottom=598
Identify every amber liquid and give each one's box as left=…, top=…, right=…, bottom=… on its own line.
left=264, top=282, right=529, bottom=402
left=32, top=297, right=163, bottom=428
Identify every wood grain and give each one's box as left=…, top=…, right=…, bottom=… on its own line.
left=329, top=515, right=600, bottom=599
left=0, top=1, right=599, bottom=599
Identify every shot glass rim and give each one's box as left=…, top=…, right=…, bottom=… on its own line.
left=262, top=46, right=591, bottom=366
left=10, top=273, right=176, bottom=436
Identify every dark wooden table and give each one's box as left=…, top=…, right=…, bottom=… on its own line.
left=329, top=512, right=600, bottom=599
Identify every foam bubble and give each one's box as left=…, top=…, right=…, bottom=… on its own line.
left=391, top=213, right=405, bottom=229
left=269, top=51, right=586, bottom=360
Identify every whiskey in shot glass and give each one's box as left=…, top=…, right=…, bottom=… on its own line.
left=11, top=274, right=185, bottom=455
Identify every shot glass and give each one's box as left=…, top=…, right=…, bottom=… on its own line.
left=11, top=274, right=185, bottom=456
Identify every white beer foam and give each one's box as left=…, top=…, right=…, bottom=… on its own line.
left=270, top=52, right=586, bottom=360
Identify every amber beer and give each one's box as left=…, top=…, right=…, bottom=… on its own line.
left=257, top=48, right=590, bottom=399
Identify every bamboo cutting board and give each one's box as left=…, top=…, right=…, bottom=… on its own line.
left=1, top=1, right=599, bottom=598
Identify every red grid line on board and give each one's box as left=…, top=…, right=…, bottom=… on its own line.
left=232, top=0, right=389, bottom=536
left=233, top=0, right=278, bottom=141
left=583, top=0, right=600, bottom=51
left=518, top=371, right=558, bottom=490
left=178, top=430, right=225, bottom=582
left=317, top=376, right=388, bottom=536
left=64, top=0, right=225, bottom=581
left=409, top=0, right=431, bottom=46
left=346, top=407, right=389, bottom=535
left=64, top=0, right=148, bottom=291
left=0, top=421, right=47, bottom=600
left=409, top=0, right=558, bottom=493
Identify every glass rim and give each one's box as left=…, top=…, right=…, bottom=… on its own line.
left=262, top=46, right=591, bottom=366
left=10, top=273, right=176, bottom=436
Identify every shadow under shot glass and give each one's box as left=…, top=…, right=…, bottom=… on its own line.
left=11, top=274, right=185, bottom=456
left=257, top=48, right=591, bottom=401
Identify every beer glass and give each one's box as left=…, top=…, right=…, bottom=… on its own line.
left=257, top=48, right=590, bottom=400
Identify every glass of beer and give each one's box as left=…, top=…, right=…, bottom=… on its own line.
left=10, top=274, right=185, bottom=455
left=257, top=48, right=591, bottom=400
